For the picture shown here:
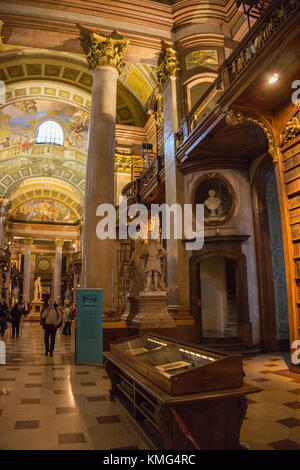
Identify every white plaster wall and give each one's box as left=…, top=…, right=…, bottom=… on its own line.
left=115, top=172, right=131, bottom=206
left=184, top=169, right=261, bottom=345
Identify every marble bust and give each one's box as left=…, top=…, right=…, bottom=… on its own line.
left=204, top=189, right=222, bottom=219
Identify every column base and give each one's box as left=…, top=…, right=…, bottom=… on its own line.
left=168, top=304, right=195, bottom=323
left=103, top=308, right=119, bottom=322
left=131, top=291, right=176, bottom=329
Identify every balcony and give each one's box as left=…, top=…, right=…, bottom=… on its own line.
left=176, top=0, right=300, bottom=167
left=121, top=152, right=165, bottom=205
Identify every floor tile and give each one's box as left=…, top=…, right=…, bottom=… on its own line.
left=269, top=439, right=300, bottom=450
left=96, top=415, right=121, bottom=424
left=282, top=401, right=300, bottom=409
left=58, top=432, right=86, bottom=444
left=15, top=420, right=39, bottom=430
left=55, top=407, right=77, bottom=414
left=277, top=417, right=300, bottom=428
left=20, top=399, right=41, bottom=404
left=86, top=396, right=106, bottom=402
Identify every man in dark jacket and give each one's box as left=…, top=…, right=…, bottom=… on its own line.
left=41, top=298, right=62, bottom=356
left=0, top=298, right=8, bottom=336
left=10, top=302, right=26, bottom=338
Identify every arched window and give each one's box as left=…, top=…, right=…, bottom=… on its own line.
left=36, top=121, right=64, bottom=145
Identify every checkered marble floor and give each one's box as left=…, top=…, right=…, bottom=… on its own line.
left=0, top=322, right=147, bottom=450
left=0, top=322, right=299, bottom=450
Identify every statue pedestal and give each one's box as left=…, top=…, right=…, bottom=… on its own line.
left=28, top=299, right=44, bottom=321
left=120, top=295, right=139, bottom=325
left=132, top=291, right=176, bottom=329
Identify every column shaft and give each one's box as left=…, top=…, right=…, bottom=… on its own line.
left=163, top=77, right=190, bottom=316
left=82, top=66, right=118, bottom=313
left=23, top=241, right=32, bottom=303
left=54, top=241, right=63, bottom=304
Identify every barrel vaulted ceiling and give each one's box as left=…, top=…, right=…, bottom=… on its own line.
left=0, top=48, right=157, bottom=222
left=0, top=49, right=158, bottom=127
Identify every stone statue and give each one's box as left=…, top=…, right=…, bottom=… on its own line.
left=12, top=286, right=19, bottom=305
left=126, top=239, right=147, bottom=297
left=64, top=288, right=72, bottom=306
left=144, top=239, right=168, bottom=291
left=33, top=276, right=42, bottom=301
left=204, top=189, right=222, bottom=219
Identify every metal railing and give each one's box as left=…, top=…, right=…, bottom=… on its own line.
left=121, top=152, right=165, bottom=203
left=170, top=407, right=200, bottom=450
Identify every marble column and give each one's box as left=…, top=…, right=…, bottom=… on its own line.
left=0, top=198, right=10, bottom=249
left=54, top=239, right=64, bottom=305
left=4, top=240, right=12, bottom=304
left=23, top=237, right=33, bottom=303
left=163, top=77, right=192, bottom=320
left=73, top=271, right=79, bottom=302
left=82, top=32, right=128, bottom=319
left=30, top=254, right=36, bottom=301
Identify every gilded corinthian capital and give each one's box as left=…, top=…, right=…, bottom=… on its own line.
left=157, top=47, right=180, bottom=86
left=87, top=31, right=129, bottom=72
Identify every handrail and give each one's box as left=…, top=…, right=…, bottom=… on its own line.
left=121, top=152, right=165, bottom=202
left=170, top=406, right=201, bottom=450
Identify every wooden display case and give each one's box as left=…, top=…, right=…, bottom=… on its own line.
left=104, top=334, right=260, bottom=450
left=109, top=334, right=244, bottom=395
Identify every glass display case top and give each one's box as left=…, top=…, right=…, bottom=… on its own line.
left=137, top=345, right=216, bottom=377
left=115, top=335, right=168, bottom=356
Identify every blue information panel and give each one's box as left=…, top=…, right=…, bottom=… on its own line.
left=75, top=288, right=103, bottom=365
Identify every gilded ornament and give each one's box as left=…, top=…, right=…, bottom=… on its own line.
left=87, top=32, right=129, bottom=72
left=226, top=110, right=278, bottom=163
left=157, top=47, right=180, bottom=86
left=0, top=20, right=5, bottom=53
left=281, top=115, right=300, bottom=144
left=186, top=50, right=216, bottom=68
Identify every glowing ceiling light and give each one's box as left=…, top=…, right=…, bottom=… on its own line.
left=269, top=73, right=279, bottom=84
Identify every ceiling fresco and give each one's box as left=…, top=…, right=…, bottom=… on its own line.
left=0, top=99, right=89, bottom=151
left=11, top=198, right=79, bottom=224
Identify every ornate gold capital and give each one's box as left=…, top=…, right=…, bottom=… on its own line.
left=225, top=109, right=278, bottom=163
left=87, top=31, right=129, bottom=72
left=55, top=239, right=64, bottom=248
left=157, top=47, right=180, bottom=86
left=24, top=237, right=33, bottom=246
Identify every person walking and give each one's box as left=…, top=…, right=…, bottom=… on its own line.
left=63, top=303, right=74, bottom=336
left=0, top=298, right=8, bottom=336
left=10, top=302, right=26, bottom=338
left=41, top=298, right=62, bottom=357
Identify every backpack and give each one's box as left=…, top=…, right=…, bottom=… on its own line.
left=40, top=307, right=62, bottom=328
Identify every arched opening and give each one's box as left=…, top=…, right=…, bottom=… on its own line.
left=36, top=120, right=64, bottom=145
left=189, top=236, right=252, bottom=345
